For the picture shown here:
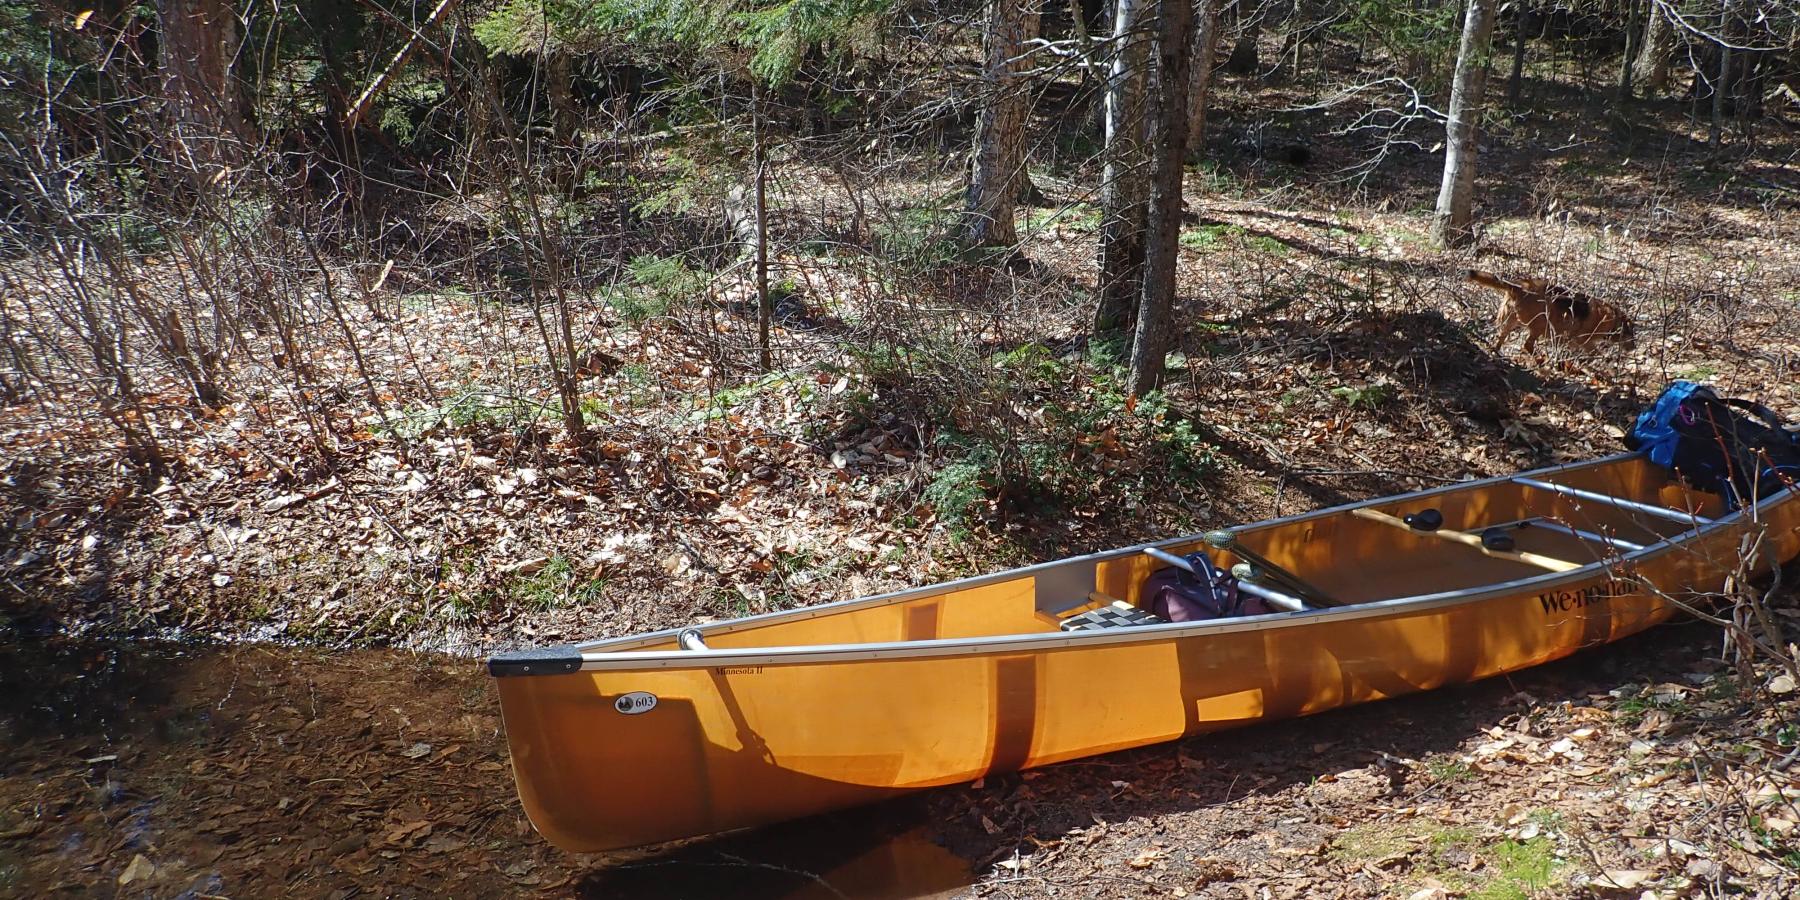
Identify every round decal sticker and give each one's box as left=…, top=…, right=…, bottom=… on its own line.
left=613, top=691, right=658, bottom=715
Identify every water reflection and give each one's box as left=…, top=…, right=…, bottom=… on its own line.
left=0, top=635, right=973, bottom=898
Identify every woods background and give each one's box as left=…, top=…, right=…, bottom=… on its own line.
left=2, top=0, right=1798, bottom=647
left=6, top=2, right=1800, bottom=897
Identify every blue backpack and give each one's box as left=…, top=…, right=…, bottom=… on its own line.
left=1626, top=381, right=1800, bottom=509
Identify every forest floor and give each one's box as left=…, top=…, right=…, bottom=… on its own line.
left=6, top=64, right=1800, bottom=898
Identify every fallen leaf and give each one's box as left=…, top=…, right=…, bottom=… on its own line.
left=262, top=492, right=307, bottom=512
left=1599, top=869, right=1653, bottom=889
left=499, top=556, right=548, bottom=576
left=1128, top=847, right=1166, bottom=868
left=383, top=820, right=433, bottom=844
left=1768, top=674, right=1796, bottom=694
left=118, top=854, right=155, bottom=886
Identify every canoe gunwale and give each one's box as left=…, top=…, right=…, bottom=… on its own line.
left=499, top=454, right=1792, bottom=676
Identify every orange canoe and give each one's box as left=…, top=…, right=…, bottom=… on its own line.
left=490, top=453, right=1800, bottom=852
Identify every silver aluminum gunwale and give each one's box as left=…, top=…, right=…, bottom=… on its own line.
left=542, top=455, right=1772, bottom=673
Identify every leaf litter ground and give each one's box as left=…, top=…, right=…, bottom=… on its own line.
left=5, top=84, right=1800, bottom=898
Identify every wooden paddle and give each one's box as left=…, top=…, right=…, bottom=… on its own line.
left=1351, top=508, right=1582, bottom=573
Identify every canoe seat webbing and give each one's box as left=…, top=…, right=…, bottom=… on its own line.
left=1060, top=601, right=1165, bottom=632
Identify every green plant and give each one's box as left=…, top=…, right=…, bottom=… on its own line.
left=872, top=206, right=961, bottom=274
left=509, top=555, right=600, bottom=610
left=1331, top=380, right=1394, bottom=411
left=1469, top=838, right=1558, bottom=900
left=1181, top=223, right=1244, bottom=250
left=381, top=386, right=561, bottom=439
left=1424, top=757, right=1474, bottom=783
left=1614, top=687, right=1693, bottom=725
left=1022, top=204, right=1102, bottom=233
left=600, top=253, right=707, bottom=325
left=1246, top=234, right=1291, bottom=256
left=923, top=454, right=992, bottom=535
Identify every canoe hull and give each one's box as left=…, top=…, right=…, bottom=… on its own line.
left=496, top=457, right=1800, bottom=852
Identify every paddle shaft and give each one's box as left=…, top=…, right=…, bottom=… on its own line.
left=1351, top=508, right=1582, bottom=572
left=1201, top=532, right=1337, bottom=607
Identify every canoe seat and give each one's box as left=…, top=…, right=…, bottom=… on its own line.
left=1059, top=601, right=1166, bottom=632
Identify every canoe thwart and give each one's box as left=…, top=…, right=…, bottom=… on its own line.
left=489, top=646, right=585, bottom=677
left=1513, top=476, right=1713, bottom=526
left=1195, top=530, right=1337, bottom=607
left=1351, top=507, right=1583, bottom=573
left=678, top=629, right=710, bottom=651
left=1490, top=517, right=1647, bottom=553
left=1234, top=580, right=1309, bottom=612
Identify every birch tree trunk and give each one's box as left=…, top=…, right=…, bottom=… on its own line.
left=1185, top=0, right=1223, bottom=154
left=1093, top=0, right=1149, bottom=334
left=963, top=0, right=1041, bottom=247
left=1126, top=0, right=1195, bottom=396
left=1430, top=0, right=1498, bottom=249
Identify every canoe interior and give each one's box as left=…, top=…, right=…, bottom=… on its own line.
left=595, top=455, right=1723, bottom=653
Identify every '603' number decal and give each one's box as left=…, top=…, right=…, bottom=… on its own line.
left=613, top=692, right=658, bottom=715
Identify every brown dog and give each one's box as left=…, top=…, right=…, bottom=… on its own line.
left=1467, top=269, right=1634, bottom=361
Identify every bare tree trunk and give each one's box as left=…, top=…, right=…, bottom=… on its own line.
left=1094, top=0, right=1149, bottom=334
left=1225, top=0, right=1262, bottom=74
left=549, top=54, right=578, bottom=147
left=1617, top=0, right=1640, bottom=100
left=1633, top=3, right=1673, bottom=96
left=1710, top=3, right=1735, bottom=147
left=1430, top=0, right=1498, bottom=249
left=1126, top=0, right=1195, bottom=396
left=752, top=86, right=772, bottom=372
left=1506, top=6, right=1533, bottom=107
left=1185, top=0, right=1223, bottom=153
left=156, top=0, right=244, bottom=174
left=964, top=0, right=1041, bottom=247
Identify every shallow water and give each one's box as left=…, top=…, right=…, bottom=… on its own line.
left=0, top=636, right=972, bottom=898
